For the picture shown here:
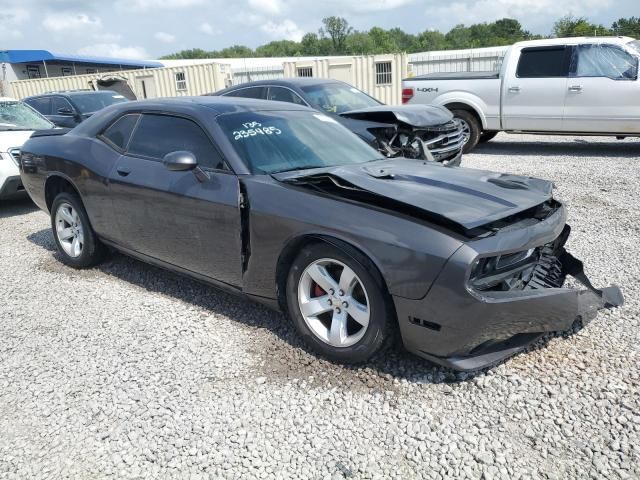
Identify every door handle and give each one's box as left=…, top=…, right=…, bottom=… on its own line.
left=508, top=86, right=521, bottom=93
left=116, top=166, right=131, bottom=177
left=568, top=85, right=583, bottom=92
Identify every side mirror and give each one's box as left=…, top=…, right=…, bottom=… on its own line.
left=163, top=151, right=198, bottom=171
left=57, top=107, right=74, bottom=116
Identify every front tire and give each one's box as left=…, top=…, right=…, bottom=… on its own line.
left=451, top=109, right=481, bottom=153
left=51, top=192, right=106, bottom=268
left=285, top=242, right=394, bottom=363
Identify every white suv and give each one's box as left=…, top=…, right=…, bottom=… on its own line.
left=0, top=97, right=54, bottom=200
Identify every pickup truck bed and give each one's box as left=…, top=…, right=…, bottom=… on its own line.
left=409, top=72, right=500, bottom=81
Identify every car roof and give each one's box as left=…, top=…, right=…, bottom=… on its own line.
left=513, top=36, right=635, bottom=48
left=220, top=78, right=347, bottom=91
left=108, top=96, right=311, bottom=115
left=25, top=90, right=117, bottom=99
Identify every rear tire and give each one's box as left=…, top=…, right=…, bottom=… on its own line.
left=451, top=109, right=481, bottom=153
left=285, top=242, right=395, bottom=364
left=479, top=131, right=498, bottom=143
left=51, top=192, right=106, bottom=269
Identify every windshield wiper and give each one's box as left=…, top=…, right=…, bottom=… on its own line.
left=273, top=166, right=325, bottom=174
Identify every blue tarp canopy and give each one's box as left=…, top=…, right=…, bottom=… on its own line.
left=0, top=50, right=162, bottom=68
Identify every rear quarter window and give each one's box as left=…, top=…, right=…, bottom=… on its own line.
left=100, top=114, right=140, bottom=150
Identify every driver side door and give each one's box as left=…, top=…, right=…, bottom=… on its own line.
left=107, top=112, right=243, bottom=287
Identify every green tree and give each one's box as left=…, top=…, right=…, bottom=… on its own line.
left=553, top=15, right=611, bottom=37
left=611, top=17, right=640, bottom=37
left=345, top=31, right=375, bottom=55
left=255, top=40, right=301, bottom=57
left=319, top=16, right=353, bottom=53
left=415, top=30, right=448, bottom=51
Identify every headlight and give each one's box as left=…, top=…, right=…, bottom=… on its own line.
left=470, top=248, right=539, bottom=291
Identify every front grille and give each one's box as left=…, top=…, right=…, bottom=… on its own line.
left=524, top=245, right=565, bottom=290
left=8, top=148, right=20, bottom=168
left=422, top=120, right=464, bottom=160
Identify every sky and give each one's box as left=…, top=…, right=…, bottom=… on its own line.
left=1, top=0, right=637, bottom=60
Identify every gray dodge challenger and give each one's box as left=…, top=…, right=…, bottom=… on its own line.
left=19, top=97, right=623, bottom=371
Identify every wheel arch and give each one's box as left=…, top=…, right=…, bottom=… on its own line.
left=275, top=234, right=396, bottom=320
left=44, top=174, right=83, bottom=214
left=443, top=101, right=484, bottom=129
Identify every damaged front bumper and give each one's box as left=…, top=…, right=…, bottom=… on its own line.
left=393, top=204, right=624, bottom=371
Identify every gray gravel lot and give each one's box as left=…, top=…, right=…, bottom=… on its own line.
left=1, top=133, right=639, bottom=480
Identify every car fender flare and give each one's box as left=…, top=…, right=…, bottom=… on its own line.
left=435, top=94, right=488, bottom=129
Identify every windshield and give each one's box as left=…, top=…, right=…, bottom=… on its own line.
left=628, top=40, right=640, bottom=56
left=0, top=101, right=53, bottom=131
left=218, top=111, right=382, bottom=174
left=301, top=83, right=382, bottom=114
left=71, top=91, right=128, bottom=114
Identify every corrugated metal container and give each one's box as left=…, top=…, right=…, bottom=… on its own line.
left=283, top=54, right=408, bottom=105
left=10, top=62, right=231, bottom=99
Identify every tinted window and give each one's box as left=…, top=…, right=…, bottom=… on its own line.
left=517, top=47, right=569, bottom=78
left=51, top=97, right=74, bottom=114
left=70, top=92, right=128, bottom=114
left=127, top=114, right=225, bottom=169
left=25, top=97, right=51, bottom=116
left=101, top=114, right=140, bottom=150
left=218, top=111, right=381, bottom=174
left=573, top=44, right=638, bottom=80
left=267, top=87, right=305, bottom=105
left=224, top=87, right=266, bottom=99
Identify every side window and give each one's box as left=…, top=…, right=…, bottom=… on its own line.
left=51, top=97, right=74, bottom=114
left=224, top=86, right=266, bottom=99
left=100, top=114, right=140, bottom=150
left=573, top=44, right=638, bottom=80
left=267, top=87, right=305, bottom=105
left=25, top=97, right=51, bottom=115
left=517, top=47, right=569, bottom=78
left=127, top=114, right=226, bottom=170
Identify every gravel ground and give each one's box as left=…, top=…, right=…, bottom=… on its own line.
left=1, top=133, right=639, bottom=480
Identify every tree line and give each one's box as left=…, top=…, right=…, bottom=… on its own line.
left=160, top=15, right=640, bottom=59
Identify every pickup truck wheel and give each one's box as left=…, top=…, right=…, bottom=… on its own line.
left=451, top=110, right=480, bottom=153
left=51, top=192, right=107, bottom=269
left=286, top=243, right=394, bottom=364
left=479, top=131, right=498, bottom=143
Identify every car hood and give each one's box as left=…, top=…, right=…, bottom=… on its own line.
left=274, top=159, right=554, bottom=232
left=0, top=130, right=36, bottom=152
left=339, top=104, right=453, bottom=128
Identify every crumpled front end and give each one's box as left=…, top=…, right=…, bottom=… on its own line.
left=340, top=106, right=464, bottom=165
left=393, top=204, right=624, bottom=371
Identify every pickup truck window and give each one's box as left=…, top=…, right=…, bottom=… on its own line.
left=516, top=47, right=569, bottom=78
left=573, top=44, right=638, bottom=80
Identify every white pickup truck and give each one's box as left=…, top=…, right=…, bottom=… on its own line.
left=403, top=36, right=640, bottom=152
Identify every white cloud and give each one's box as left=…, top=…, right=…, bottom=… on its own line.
left=199, top=22, right=218, bottom=35
left=321, top=0, right=417, bottom=12
left=248, top=0, right=283, bottom=14
left=154, top=31, right=176, bottom=43
left=0, top=8, right=29, bottom=25
left=121, top=0, right=206, bottom=10
left=42, top=13, right=102, bottom=32
left=77, top=43, right=149, bottom=59
left=93, top=32, right=122, bottom=42
left=260, top=19, right=304, bottom=41
left=431, top=0, right=612, bottom=33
